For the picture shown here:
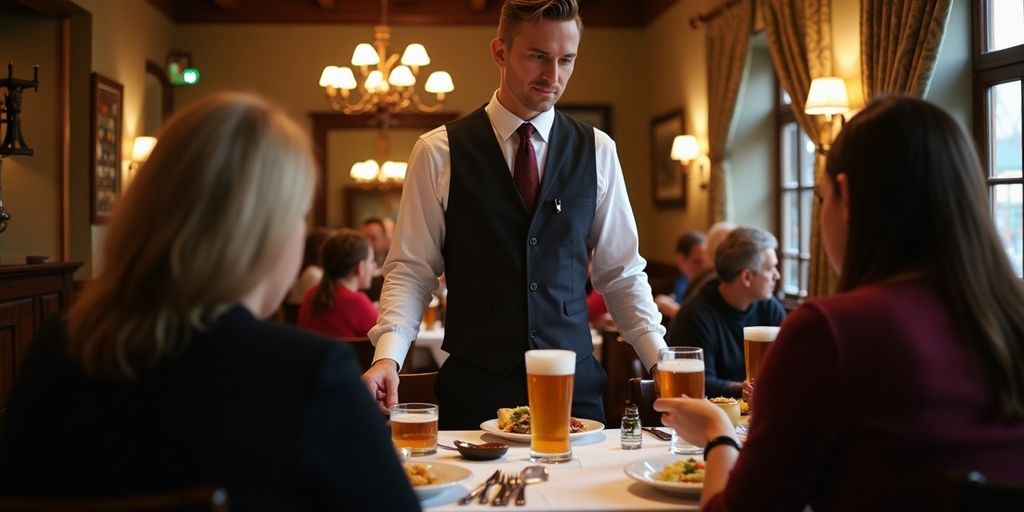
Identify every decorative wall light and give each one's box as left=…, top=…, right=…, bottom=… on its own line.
left=318, top=0, right=453, bottom=116
left=670, top=134, right=710, bottom=190
left=0, top=63, right=40, bottom=233
left=128, top=136, right=157, bottom=174
left=804, top=76, right=850, bottom=150
left=167, top=52, right=200, bottom=86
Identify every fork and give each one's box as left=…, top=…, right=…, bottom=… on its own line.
left=494, top=474, right=519, bottom=506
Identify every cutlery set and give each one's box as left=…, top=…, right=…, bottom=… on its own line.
left=457, top=466, right=548, bottom=507
left=643, top=427, right=673, bottom=441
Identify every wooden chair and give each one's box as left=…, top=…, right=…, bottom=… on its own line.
left=627, top=378, right=662, bottom=427
left=600, top=329, right=647, bottom=427
left=397, top=371, right=438, bottom=405
left=0, top=486, right=228, bottom=512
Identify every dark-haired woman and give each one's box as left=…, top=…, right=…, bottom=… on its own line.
left=298, top=229, right=379, bottom=338
left=655, top=96, right=1024, bottom=510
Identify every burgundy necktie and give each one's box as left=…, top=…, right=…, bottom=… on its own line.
left=514, top=123, right=539, bottom=212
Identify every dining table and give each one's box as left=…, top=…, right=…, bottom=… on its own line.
left=415, top=428, right=702, bottom=511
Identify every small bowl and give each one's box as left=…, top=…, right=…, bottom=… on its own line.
left=453, top=440, right=509, bottom=460
left=710, top=397, right=741, bottom=427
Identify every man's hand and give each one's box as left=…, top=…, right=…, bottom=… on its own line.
left=362, top=359, right=400, bottom=414
left=742, top=379, right=754, bottom=407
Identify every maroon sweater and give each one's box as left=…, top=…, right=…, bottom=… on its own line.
left=707, top=278, right=1024, bottom=511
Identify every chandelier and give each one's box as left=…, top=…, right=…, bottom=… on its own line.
left=318, top=0, right=454, bottom=116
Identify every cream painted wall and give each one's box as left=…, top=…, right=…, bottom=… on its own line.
left=642, top=0, right=717, bottom=262
left=73, top=0, right=175, bottom=277
left=0, top=8, right=60, bottom=265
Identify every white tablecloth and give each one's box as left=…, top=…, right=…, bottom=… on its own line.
left=414, top=325, right=605, bottom=367
left=418, top=429, right=700, bottom=511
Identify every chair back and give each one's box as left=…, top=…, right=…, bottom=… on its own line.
left=338, top=336, right=377, bottom=372
left=398, top=371, right=438, bottom=405
left=627, top=378, right=661, bottom=427
left=0, top=486, right=228, bottom=512
left=600, top=329, right=647, bottom=427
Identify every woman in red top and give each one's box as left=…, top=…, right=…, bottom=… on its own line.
left=298, top=229, right=379, bottom=338
left=655, top=96, right=1024, bottom=510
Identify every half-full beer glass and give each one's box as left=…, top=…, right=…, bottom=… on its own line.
left=656, top=347, right=704, bottom=455
left=390, top=403, right=439, bottom=456
left=525, top=349, right=575, bottom=463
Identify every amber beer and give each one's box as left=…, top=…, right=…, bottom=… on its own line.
left=525, top=349, right=576, bottom=463
left=743, top=326, right=780, bottom=381
left=390, top=403, right=438, bottom=456
left=656, top=359, right=705, bottom=399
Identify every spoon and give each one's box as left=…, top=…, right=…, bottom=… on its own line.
left=437, top=443, right=459, bottom=451
left=514, top=465, right=549, bottom=506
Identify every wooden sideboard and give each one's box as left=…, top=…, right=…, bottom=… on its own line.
left=0, top=262, right=81, bottom=411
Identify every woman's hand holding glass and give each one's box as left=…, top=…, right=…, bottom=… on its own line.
left=653, top=396, right=736, bottom=448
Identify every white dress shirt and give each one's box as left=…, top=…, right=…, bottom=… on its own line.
left=369, top=92, right=667, bottom=370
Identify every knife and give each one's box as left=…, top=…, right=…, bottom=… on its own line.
left=643, top=427, right=672, bottom=441
left=457, top=469, right=500, bottom=505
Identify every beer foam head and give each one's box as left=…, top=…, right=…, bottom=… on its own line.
left=743, top=326, right=780, bottom=342
left=525, top=349, right=576, bottom=375
left=658, top=358, right=704, bottom=373
left=390, top=412, right=437, bottom=423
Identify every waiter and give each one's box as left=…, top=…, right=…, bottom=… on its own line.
left=362, top=0, right=666, bottom=429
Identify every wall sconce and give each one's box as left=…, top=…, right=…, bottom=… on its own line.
left=128, top=136, right=157, bottom=174
left=0, top=62, right=40, bottom=233
left=804, top=76, right=850, bottom=150
left=671, top=135, right=710, bottom=190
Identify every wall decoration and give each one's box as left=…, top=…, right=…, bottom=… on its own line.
left=559, top=104, right=612, bottom=136
left=650, top=109, right=686, bottom=208
left=90, top=72, right=123, bottom=224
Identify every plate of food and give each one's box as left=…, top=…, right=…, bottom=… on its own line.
left=479, top=406, right=604, bottom=443
left=403, top=461, right=473, bottom=500
left=623, top=456, right=705, bottom=497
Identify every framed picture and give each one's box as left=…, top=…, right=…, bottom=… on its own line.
left=559, top=104, right=612, bottom=136
left=344, top=183, right=403, bottom=228
left=650, top=109, right=686, bottom=208
left=90, top=72, right=123, bottom=224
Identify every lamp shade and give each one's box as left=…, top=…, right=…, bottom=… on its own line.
left=670, top=135, right=700, bottom=162
left=351, top=43, right=380, bottom=66
left=401, top=44, right=430, bottom=67
left=804, top=77, right=850, bottom=116
left=381, top=161, right=408, bottom=180
left=319, top=66, right=339, bottom=87
left=132, top=136, right=157, bottom=162
left=424, top=71, right=454, bottom=94
left=388, top=65, right=416, bottom=87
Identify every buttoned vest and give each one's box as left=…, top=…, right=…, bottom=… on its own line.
left=442, top=107, right=597, bottom=375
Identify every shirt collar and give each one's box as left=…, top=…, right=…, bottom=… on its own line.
left=484, top=90, right=554, bottom=143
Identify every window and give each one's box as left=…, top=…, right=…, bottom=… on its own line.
left=973, top=0, right=1024, bottom=277
left=776, top=88, right=814, bottom=297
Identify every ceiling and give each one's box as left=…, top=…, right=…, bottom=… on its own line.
left=147, top=0, right=681, bottom=28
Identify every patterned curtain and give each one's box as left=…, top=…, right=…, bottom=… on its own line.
left=760, top=0, right=837, bottom=298
left=861, top=0, right=952, bottom=99
left=705, top=0, right=755, bottom=223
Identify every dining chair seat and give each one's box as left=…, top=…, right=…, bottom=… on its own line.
left=0, top=486, right=228, bottom=512
left=627, top=378, right=661, bottom=427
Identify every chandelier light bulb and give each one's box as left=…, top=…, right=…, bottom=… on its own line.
left=333, top=67, right=357, bottom=90
left=381, top=161, right=408, bottom=180
left=351, top=43, right=380, bottom=66
left=319, top=66, right=339, bottom=87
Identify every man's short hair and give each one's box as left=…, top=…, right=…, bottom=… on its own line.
left=715, top=227, right=778, bottom=283
left=675, top=231, right=706, bottom=257
left=498, top=0, right=582, bottom=44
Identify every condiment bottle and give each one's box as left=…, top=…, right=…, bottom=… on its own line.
left=621, top=403, right=642, bottom=450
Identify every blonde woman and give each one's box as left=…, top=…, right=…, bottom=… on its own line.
left=0, top=93, right=420, bottom=511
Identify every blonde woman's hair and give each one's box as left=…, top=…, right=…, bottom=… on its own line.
left=67, top=92, right=316, bottom=380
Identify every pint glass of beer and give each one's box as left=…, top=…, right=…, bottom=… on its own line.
left=525, top=349, right=576, bottom=463
left=390, top=403, right=439, bottom=456
left=743, top=326, right=779, bottom=381
left=656, top=347, right=704, bottom=455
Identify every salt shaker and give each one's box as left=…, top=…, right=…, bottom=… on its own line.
left=620, top=403, right=642, bottom=450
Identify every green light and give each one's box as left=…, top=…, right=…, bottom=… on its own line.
left=182, top=68, right=200, bottom=85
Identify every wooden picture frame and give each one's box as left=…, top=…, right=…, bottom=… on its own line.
left=559, top=103, right=613, bottom=136
left=650, top=109, right=686, bottom=209
left=90, top=72, right=123, bottom=224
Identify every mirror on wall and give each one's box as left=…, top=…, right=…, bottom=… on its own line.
left=142, top=60, right=172, bottom=135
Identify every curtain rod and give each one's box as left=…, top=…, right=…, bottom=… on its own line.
left=689, top=0, right=748, bottom=29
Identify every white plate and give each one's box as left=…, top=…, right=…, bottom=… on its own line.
left=623, top=456, right=704, bottom=497
left=479, top=418, right=605, bottom=444
left=404, top=461, right=473, bottom=500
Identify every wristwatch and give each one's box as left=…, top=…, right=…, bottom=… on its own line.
left=703, top=435, right=741, bottom=460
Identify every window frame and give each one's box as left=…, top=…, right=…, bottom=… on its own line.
left=775, top=81, right=812, bottom=302
left=972, top=0, right=1024, bottom=276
